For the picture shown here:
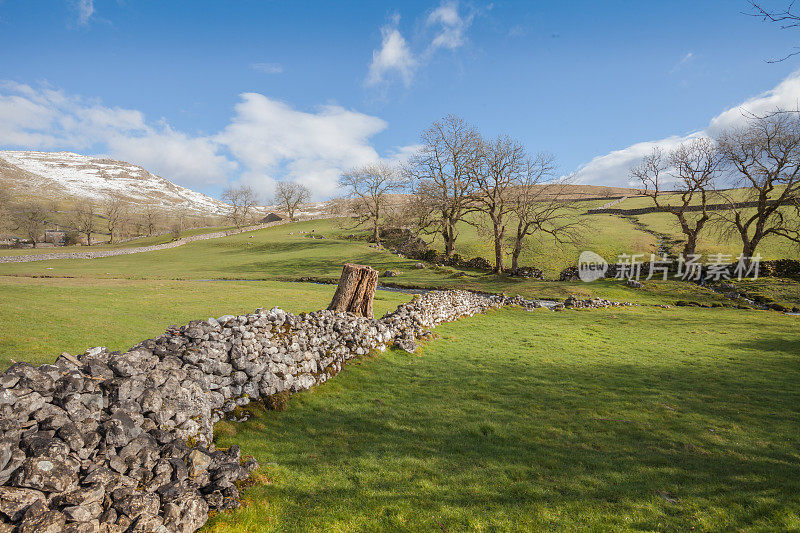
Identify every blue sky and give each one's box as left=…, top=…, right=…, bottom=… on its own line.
left=1, top=0, right=800, bottom=199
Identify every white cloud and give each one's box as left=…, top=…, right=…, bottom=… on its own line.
left=427, top=1, right=473, bottom=51
left=365, top=1, right=475, bottom=89
left=707, top=71, right=800, bottom=134
left=0, top=82, right=147, bottom=149
left=107, top=127, right=237, bottom=187
left=251, top=62, right=283, bottom=74
left=384, top=143, right=423, bottom=166
left=0, top=82, right=234, bottom=187
left=216, top=93, right=388, bottom=198
left=573, top=134, right=701, bottom=187
left=574, top=70, right=800, bottom=186
left=76, top=0, right=94, bottom=26
left=366, top=16, right=417, bottom=87
left=0, top=83, right=403, bottom=199
left=669, top=51, right=694, bottom=74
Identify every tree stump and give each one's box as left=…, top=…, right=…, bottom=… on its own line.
left=327, top=263, right=379, bottom=318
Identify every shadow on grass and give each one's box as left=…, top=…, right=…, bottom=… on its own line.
left=208, top=311, right=800, bottom=531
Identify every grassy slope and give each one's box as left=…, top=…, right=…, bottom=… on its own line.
left=607, top=189, right=799, bottom=259
left=614, top=189, right=757, bottom=209
left=0, top=219, right=391, bottom=279
left=421, top=196, right=797, bottom=276
left=0, top=225, right=237, bottom=256
left=0, top=218, right=735, bottom=307
left=2, top=212, right=795, bottom=279
left=205, top=306, right=800, bottom=532
left=633, top=211, right=799, bottom=260
left=726, top=277, right=800, bottom=310
left=429, top=213, right=656, bottom=277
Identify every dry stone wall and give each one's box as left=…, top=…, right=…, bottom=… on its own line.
left=586, top=199, right=780, bottom=216
left=0, top=290, right=511, bottom=533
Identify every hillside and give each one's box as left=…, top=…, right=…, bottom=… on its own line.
left=0, top=150, right=231, bottom=214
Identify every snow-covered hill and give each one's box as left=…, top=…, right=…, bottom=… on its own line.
left=0, top=151, right=231, bottom=214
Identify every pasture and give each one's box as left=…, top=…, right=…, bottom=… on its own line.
left=0, top=216, right=798, bottom=531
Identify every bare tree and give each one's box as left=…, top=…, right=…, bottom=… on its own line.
left=222, top=185, right=259, bottom=228
left=405, top=115, right=482, bottom=258
left=338, top=162, right=406, bottom=243
left=72, top=201, right=97, bottom=246
left=508, top=155, right=582, bottom=273
left=630, top=138, right=719, bottom=257
left=747, top=2, right=800, bottom=61
left=141, top=205, right=162, bottom=236
left=10, top=201, right=48, bottom=247
left=716, top=113, right=800, bottom=260
left=0, top=188, right=10, bottom=214
left=471, top=135, right=527, bottom=272
left=274, top=181, right=311, bottom=221
left=102, top=196, right=128, bottom=244
left=176, top=207, right=195, bottom=234
left=0, top=189, right=10, bottom=233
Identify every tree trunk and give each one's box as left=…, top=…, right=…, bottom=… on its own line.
left=511, top=237, right=522, bottom=273
left=373, top=221, right=380, bottom=244
left=682, top=233, right=697, bottom=257
left=327, top=263, right=379, bottom=318
left=741, top=239, right=759, bottom=266
left=85, top=233, right=92, bottom=246
left=444, top=223, right=455, bottom=257
left=492, top=223, right=504, bottom=273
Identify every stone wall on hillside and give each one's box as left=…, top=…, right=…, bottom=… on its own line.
left=0, top=290, right=508, bottom=533
left=587, top=199, right=779, bottom=216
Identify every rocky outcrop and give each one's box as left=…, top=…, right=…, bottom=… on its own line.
left=0, top=290, right=510, bottom=532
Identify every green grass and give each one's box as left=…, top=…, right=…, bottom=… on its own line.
left=0, top=225, right=237, bottom=256
left=0, top=276, right=409, bottom=368
left=1, top=216, right=799, bottom=530
left=0, top=218, right=741, bottom=307
left=614, top=188, right=759, bottom=210
left=0, top=219, right=400, bottom=278
left=428, top=213, right=656, bottom=277
left=0, top=273, right=745, bottom=370
left=204, top=306, right=800, bottom=532
left=2, top=212, right=795, bottom=281
left=725, top=278, right=800, bottom=311
left=632, top=211, right=799, bottom=260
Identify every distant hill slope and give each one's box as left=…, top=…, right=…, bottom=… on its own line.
left=0, top=150, right=231, bottom=214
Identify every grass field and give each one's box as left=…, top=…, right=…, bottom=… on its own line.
left=0, top=276, right=409, bottom=369
left=1, top=216, right=798, bottom=531
left=204, top=306, right=800, bottom=532
left=428, top=212, right=657, bottom=276
left=613, top=188, right=761, bottom=210
left=726, top=277, right=800, bottom=311
left=0, top=273, right=745, bottom=369
left=0, top=217, right=740, bottom=308
left=601, top=190, right=799, bottom=261
left=418, top=197, right=797, bottom=275
left=0, top=224, right=236, bottom=256
left=632, top=211, right=799, bottom=260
